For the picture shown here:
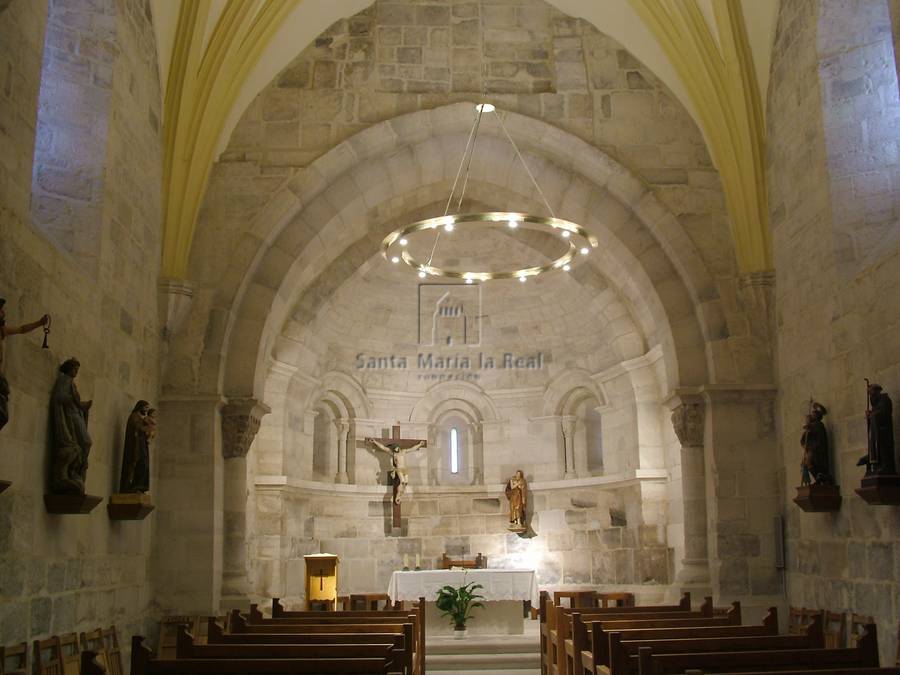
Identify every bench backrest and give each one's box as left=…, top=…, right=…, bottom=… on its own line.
left=178, top=625, right=409, bottom=673
left=587, top=607, right=776, bottom=667
left=609, top=614, right=823, bottom=673
left=131, top=636, right=391, bottom=674
left=636, top=623, right=879, bottom=675
left=0, top=642, right=28, bottom=675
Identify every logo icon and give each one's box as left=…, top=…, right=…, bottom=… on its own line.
left=418, top=283, right=482, bottom=347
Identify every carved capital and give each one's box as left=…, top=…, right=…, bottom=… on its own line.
left=671, top=402, right=705, bottom=447
left=560, top=415, right=577, bottom=437
left=222, top=398, right=271, bottom=459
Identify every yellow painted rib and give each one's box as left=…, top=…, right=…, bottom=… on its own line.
left=629, top=0, right=772, bottom=273
left=161, top=0, right=301, bottom=279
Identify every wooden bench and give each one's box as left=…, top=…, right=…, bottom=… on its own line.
left=576, top=607, right=778, bottom=675
left=130, top=636, right=395, bottom=674
left=177, top=625, right=410, bottom=673
left=634, top=622, right=879, bottom=674
left=680, top=670, right=900, bottom=675
left=218, top=616, right=421, bottom=674
left=555, top=598, right=720, bottom=675
left=265, top=596, right=426, bottom=674
left=603, top=613, right=822, bottom=674
left=540, top=592, right=692, bottom=675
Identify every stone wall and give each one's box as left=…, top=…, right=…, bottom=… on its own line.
left=0, top=0, right=162, bottom=651
left=253, top=480, right=672, bottom=606
left=768, top=0, right=900, bottom=664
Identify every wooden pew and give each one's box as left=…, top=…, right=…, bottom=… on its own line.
left=247, top=599, right=426, bottom=675
left=581, top=605, right=770, bottom=674
left=681, top=670, right=900, bottom=675
left=543, top=593, right=694, bottom=675
left=131, top=635, right=395, bottom=674
left=635, top=623, right=879, bottom=674
left=556, top=598, right=719, bottom=675
left=177, top=625, right=407, bottom=672
left=220, top=617, right=419, bottom=674
left=0, top=642, right=28, bottom=675
left=605, top=613, right=822, bottom=674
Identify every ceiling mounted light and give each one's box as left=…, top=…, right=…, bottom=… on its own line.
left=381, top=103, right=598, bottom=281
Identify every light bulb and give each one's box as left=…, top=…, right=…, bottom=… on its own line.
left=444, top=223, right=454, bottom=232
left=563, top=264, right=571, bottom=271
left=391, top=256, right=400, bottom=263
left=580, top=247, right=589, bottom=255
left=561, top=230, right=571, bottom=238
left=399, top=238, right=408, bottom=246
left=418, top=271, right=426, bottom=278
left=519, top=276, right=526, bottom=283
left=476, top=103, right=495, bottom=113
left=508, top=219, right=518, bottom=229
left=465, top=278, right=473, bottom=284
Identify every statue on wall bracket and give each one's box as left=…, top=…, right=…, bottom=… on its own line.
left=505, top=469, right=528, bottom=533
left=45, top=358, right=101, bottom=514
left=855, top=381, right=900, bottom=505
left=794, top=399, right=841, bottom=512
left=109, top=399, right=156, bottom=520
left=0, top=298, right=49, bottom=494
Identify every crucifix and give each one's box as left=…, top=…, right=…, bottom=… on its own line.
left=367, top=425, right=427, bottom=530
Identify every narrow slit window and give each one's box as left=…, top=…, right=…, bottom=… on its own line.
left=450, top=427, right=459, bottom=474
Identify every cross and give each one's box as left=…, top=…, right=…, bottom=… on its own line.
left=368, top=425, right=428, bottom=530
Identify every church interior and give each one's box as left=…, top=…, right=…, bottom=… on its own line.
left=1, top=0, right=900, bottom=672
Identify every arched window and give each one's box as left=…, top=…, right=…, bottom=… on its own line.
left=450, top=427, right=459, bottom=474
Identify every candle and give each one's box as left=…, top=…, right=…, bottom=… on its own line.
left=415, top=553, right=420, bottom=568
left=403, top=554, right=409, bottom=568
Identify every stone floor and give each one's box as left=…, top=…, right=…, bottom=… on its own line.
left=426, top=619, right=541, bottom=674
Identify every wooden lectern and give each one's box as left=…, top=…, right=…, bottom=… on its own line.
left=304, top=553, right=339, bottom=610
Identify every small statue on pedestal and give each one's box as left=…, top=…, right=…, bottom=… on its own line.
left=505, top=469, right=527, bottom=532
left=49, top=358, right=92, bottom=494
left=793, top=399, right=841, bottom=512
left=801, top=401, right=832, bottom=486
left=854, top=381, right=900, bottom=505
left=0, top=298, right=50, bottom=433
left=857, top=382, right=896, bottom=476
left=120, top=400, right=151, bottom=493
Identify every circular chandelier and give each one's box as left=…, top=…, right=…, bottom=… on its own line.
left=381, top=103, right=598, bottom=282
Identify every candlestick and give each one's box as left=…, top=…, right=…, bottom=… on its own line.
left=415, top=553, right=420, bottom=568
left=403, top=554, right=409, bottom=569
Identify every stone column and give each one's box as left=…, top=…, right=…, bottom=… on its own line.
left=334, top=419, right=349, bottom=484
left=670, top=397, right=711, bottom=594
left=703, top=387, right=781, bottom=603
left=220, top=398, right=270, bottom=610
left=561, top=415, right=577, bottom=480
left=154, top=396, right=226, bottom=614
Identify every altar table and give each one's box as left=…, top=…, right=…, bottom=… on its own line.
left=387, top=569, right=539, bottom=635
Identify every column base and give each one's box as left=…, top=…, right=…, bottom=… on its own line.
left=334, top=472, right=349, bottom=484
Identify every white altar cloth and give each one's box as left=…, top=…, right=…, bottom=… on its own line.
left=387, top=569, right=539, bottom=607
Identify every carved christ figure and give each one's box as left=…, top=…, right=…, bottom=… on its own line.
left=370, top=438, right=425, bottom=503
left=0, top=298, right=49, bottom=433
